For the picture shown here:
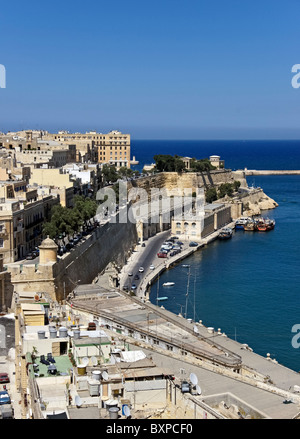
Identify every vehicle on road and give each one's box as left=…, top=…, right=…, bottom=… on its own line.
left=134, top=274, right=140, bottom=280
left=138, top=267, right=144, bottom=273
left=0, top=391, right=10, bottom=405
left=131, top=284, right=137, bottom=290
left=149, top=264, right=155, bottom=270
left=0, top=373, right=9, bottom=384
left=26, top=252, right=37, bottom=260
left=128, top=272, right=133, bottom=277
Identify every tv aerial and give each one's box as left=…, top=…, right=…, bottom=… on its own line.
left=102, top=371, right=109, bottom=381
left=91, top=356, right=98, bottom=366
left=123, top=405, right=131, bottom=418
left=196, top=385, right=202, bottom=395
left=190, top=373, right=198, bottom=386
left=82, top=357, right=89, bottom=367
left=75, top=395, right=82, bottom=407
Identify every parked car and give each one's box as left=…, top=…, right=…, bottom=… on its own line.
left=0, top=391, right=10, bottom=405
left=157, top=252, right=167, bottom=258
left=189, top=241, right=198, bottom=247
left=0, top=373, right=9, bottom=384
left=128, top=272, right=133, bottom=277
left=122, top=285, right=129, bottom=291
left=149, top=264, right=155, bottom=270
left=26, top=252, right=36, bottom=260
left=134, top=274, right=140, bottom=280
left=131, top=284, right=137, bottom=290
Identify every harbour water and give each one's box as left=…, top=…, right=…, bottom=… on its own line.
left=132, top=140, right=300, bottom=372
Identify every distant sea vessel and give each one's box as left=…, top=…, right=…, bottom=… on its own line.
left=162, top=282, right=175, bottom=287
left=157, top=296, right=168, bottom=301
left=218, top=227, right=233, bottom=240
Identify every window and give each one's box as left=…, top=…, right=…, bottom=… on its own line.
left=0, top=238, right=4, bottom=248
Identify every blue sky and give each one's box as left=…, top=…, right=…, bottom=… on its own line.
left=1, top=0, right=300, bottom=139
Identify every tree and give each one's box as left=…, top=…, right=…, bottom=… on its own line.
left=153, top=154, right=186, bottom=172
left=205, top=187, right=218, bottom=203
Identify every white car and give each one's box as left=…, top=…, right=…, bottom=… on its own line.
left=138, top=267, right=144, bottom=273
left=149, top=264, right=155, bottom=270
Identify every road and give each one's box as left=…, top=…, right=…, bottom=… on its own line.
left=119, top=230, right=171, bottom=292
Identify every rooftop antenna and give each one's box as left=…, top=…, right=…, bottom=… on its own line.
left=102, top=371, right=109, bottom=381
left=75, top=395, right=82, bottom=407
left=91, top=356, right=97, bottom=366
left=123, top=405, right=131, bottom=418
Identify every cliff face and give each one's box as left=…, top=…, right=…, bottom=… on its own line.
left=240, top=189, right=278, bottom=216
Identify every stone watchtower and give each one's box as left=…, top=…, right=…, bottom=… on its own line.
left=39, top=236, right=58, bottom=264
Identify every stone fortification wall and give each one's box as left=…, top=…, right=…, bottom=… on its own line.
left=53, top=215, right=138, bottom=301
left=6, top=213, right=138, bottom=302
left=128, top=170, right=235, bottom=195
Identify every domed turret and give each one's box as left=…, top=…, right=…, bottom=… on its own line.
left=39, top=236, right=58, bottom=264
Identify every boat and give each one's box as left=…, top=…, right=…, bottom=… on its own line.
left=235, top=217, right=251, bottom=230
left=156, top=296, right=168, bottom=301
left=243, top=220, right=256, bottom=231
left=182, top=264, right=190, bottom=268
left=255, top=217, right=275, bottom=232
left=218, top=227, right=233, bottom=239
left=162, top=282, right=175, bottom=287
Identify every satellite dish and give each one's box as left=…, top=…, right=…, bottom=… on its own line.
left=196, top=385, right=202, bottom=395
left=123, top=405, right=131, bottom=417
left=190, top=373, right=198, bottom=386
left=102, top=371, right=109, bottom=381
left=75, top=395, right=82, bottom=407
left=82, top=357, right=89, bottom=366
left=91, top=356, right=98, bottom=366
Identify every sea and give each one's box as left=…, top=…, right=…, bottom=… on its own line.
left=131, top=140, right=300, bottom=372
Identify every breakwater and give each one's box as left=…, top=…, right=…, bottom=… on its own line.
left=244, top=170, right=300, bottom=175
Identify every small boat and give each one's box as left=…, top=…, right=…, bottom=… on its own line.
left=218, top=227, right=233, bottom=240
left=182, top=264, right=190, bottom=268
left=243, top=220, right=256, bottom=231
left=255, top=217, right=275, bottom=232
left=157, top=296, right=168, bottom=301
left=162, top=282, right=175, bottom=287
left=235, top=217, right=251, bottom=230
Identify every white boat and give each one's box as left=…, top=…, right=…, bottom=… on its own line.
left=162, top=282, right=175, bottom=287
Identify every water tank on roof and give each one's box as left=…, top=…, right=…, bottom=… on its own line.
left=73, top=330, right=80, bottom=339
left=59, top=327, right=68, bottom=338
left=88, top=379, right=100, bottom=396
left=37, top=330, right=45, bottom=339
left=49, top=327, right=57, bottom=338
